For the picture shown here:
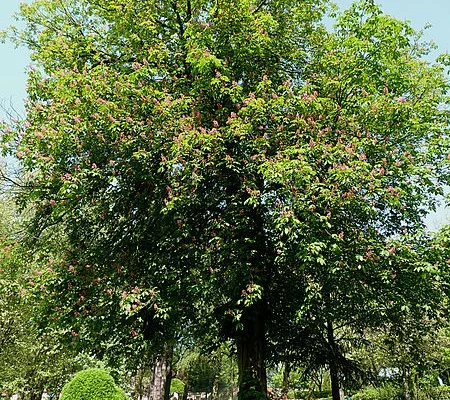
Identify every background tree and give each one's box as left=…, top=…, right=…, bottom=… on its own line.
left=0, top=174, right=84, bottom=400
left=261, top=3, right=450, bottom=398
left=173, top=343, right=237, bottom=399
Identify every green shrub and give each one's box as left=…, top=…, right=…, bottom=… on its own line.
left=352, top=384, right=402, bottom=400
left=430, top=385, right=450, bottom=399
left=60, top=368, right=128, bottom=400
left=170, top=378, right=185, bottom=394
left=292, top=389, right=332, bottom=399
left=416, top=385, right=450, bottom=400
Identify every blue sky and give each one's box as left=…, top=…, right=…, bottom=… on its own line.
left=1, top=0, right=449, bottom=228
left=0, top=0, right=29, bottom=115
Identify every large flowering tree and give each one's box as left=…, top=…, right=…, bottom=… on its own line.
left=3, top=0, right=450, bottom=399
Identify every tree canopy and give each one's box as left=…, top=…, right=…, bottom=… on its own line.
left=2, top=0, right=450, bottom=399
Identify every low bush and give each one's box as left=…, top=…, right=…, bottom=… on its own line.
left=416, top=385, right=450, bottom=400
left=170, top=378, right=185, bottom=394
left=60, top=368, right=128, bottom=400
left=352, top=383, right=402, bottom=400
left=292, top=389, right=332, bottom=399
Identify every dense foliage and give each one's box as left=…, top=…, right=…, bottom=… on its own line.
left=2, top=0, right=450, bottom=399
left=0, top=183, right=83, bottom=399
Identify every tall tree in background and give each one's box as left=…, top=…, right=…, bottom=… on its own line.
left=2, top=0, right=450, bottom=399
left=0, top=173, right=82, bottom=400
left=263, top=4, right=450, bottom=398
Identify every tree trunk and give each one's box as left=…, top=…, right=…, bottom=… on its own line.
left=149, top=345, right=173, bottom=400
left=237, top=302, right=267, bottom=400
left=327, top=321, right=344, bottom=400
left=135, top=367, right=145, bottom=400
left=329, top=360, right=344, bottom=400
left=403, top=369, right=411, bottom=400
left=212, top=375, right=220, bottom=400
left=318, top=369, right=323, bottom=393
left=282, top=362, right=291, bottom=400
left=307, top=376, right=315, bottom=400
left=182, top=381, right=189, bottom=400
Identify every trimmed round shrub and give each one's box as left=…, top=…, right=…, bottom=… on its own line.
left=60, top=368, right=128, bottom=400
